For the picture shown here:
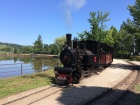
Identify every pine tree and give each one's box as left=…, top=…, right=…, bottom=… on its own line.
left=33, top=35, right=43, bottom=54
left=128, top=0, right=140, bottom=27
left=128, top=0, right=140, bottom=52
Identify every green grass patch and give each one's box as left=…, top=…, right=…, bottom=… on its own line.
left=136, top=84, right=140, bottom=92
left=0, top=69, right=54, bottom=99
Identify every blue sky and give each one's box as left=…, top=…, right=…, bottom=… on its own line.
left=0, top=0, right=135, bottom=45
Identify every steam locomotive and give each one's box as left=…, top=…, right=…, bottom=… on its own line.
left=54, top=34, right=113, bottom=85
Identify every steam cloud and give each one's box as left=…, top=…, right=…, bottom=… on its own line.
left=60, top=0, right=86, bottom=28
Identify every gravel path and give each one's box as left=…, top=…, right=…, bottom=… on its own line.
left=0, top=59, right=133, bottom=105
left=129, top=61, right=140, bottom=66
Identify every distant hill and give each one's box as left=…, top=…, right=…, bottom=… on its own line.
left=0, top=42, right=34, bottom=54
left=0, top=42, right=23, bottom=48
left=0, top=42, right=25, bottom=53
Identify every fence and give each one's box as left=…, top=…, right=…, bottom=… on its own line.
left=0, top=63, right=34, bottom=78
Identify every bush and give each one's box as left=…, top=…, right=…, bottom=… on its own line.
left=135, top=56, right=140, bottom=61
left=130, top=56, right=134, bottom=61
left=129, top=56, right=140, bottom=61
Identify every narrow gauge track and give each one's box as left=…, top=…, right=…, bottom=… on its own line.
left=1, top=86, right=67, bottom=105
left=84, top=61, right=140, bottom=105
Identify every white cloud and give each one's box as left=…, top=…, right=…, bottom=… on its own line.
left=60, top=0, right=86, bottom=29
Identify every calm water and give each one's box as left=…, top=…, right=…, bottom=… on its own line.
left=0, top=57, right=61, bottom=78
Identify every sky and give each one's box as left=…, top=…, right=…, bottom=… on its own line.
left=0, top=0, right=135, bottom=46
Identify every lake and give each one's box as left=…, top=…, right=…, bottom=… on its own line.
left=0, top=57, right=61, bottom=78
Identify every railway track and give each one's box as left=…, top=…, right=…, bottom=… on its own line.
left=1, top=86, right=66, bottom=105
left=84, top=61, right=140, bottom=105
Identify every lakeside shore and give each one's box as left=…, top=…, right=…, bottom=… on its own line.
left=0, top=53, right=58, bottom=58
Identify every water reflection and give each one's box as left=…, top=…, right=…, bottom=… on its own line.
left=0, top=57, right=61, bottom=78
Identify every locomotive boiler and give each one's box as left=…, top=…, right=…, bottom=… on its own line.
left=54, top=34, right=113, bottom=85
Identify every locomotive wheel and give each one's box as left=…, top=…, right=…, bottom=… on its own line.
left=73, top=71, right=81, bottom=83
left=64, top=80, right=69, bottom=86
left=56, top=78, right=69, bottom=86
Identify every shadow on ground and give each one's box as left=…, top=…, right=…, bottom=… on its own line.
left=55, top=86, right=140, bottom=105
left=109, top=63, right=140, bottom=71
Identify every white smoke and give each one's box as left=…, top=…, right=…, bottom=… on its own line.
left=66, top=0, right=86, bottom=10
left=60, top=0, right=86, bottom=28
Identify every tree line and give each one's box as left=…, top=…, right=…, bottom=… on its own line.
left=0, top=35, right=66, bottom=55
left=0, top=0, right=140, bottom=58
left=78, top=0, right=140, bottom=58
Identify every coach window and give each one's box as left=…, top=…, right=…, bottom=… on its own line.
left=100, top=45, right=103, bottom=54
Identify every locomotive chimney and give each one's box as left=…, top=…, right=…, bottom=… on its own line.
left=66, top=34, right=72, bottom=48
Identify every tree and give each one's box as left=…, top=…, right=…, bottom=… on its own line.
left=43, top=44, right=49, bottom=54
left=22, top=46, right=33, bottom=54
left=78, top=11, right=110, bottom=41
left=1, top=46, right=13, bottom=52
left=33, top=35, right=43, bottom=54
left=47, top=44, right=58, bottom=55
left=128, top=1, right=140, bottom=52
left=54, top=36, right=66, bottom=55
left=128, top=0, right=140, bottom=27
left=102, top=29, right=114, bottom=46
left=117, top=19, right=137, bottom=58
left=14, top=47, right=18, bottom=54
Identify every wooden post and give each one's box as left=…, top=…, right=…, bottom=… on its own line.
left=21, top=64, right=23, bottom=75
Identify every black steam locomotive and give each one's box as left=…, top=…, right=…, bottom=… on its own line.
left=54, top=34, right=113, bottom=85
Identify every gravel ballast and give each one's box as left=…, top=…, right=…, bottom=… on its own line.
left=0, top=59, right=133, bottom=105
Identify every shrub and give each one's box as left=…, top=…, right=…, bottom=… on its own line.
left=129, top=56, right=140, bottom=61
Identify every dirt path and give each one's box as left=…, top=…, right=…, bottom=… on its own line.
left=0, top=59, right=133, bottom=105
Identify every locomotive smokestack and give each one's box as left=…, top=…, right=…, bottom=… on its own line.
left=66, top=34, right=72, bottom=48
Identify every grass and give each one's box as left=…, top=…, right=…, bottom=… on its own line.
left=0, top=69, right=55, bottom=99
left=130, top=56, right=140, bottom=61
left=136, top=84, right=140, bottom=91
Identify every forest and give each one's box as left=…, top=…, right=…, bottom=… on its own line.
left=0, top=0, right=140, bottom=59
